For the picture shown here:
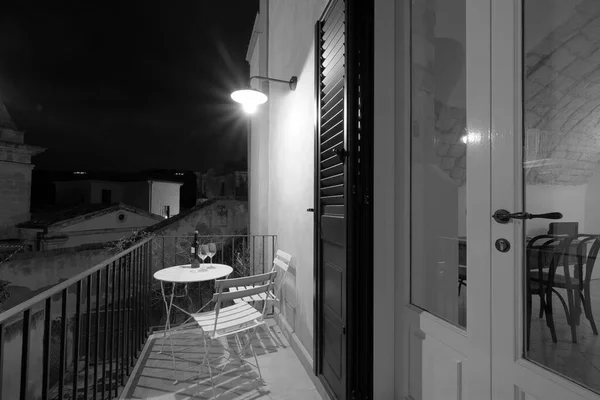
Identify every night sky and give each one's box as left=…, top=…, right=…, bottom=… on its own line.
left=0, top=0, right=259, bottom=172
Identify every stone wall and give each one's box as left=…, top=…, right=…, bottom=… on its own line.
left=0, top=161, right=33, bottom=238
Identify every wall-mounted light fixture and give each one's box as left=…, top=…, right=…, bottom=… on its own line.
left=231, top=75, right=297, bottom=114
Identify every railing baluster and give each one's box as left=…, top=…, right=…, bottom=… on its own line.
left=231, top=237, right=235, bottom=273
left=73, top=281, right=82, bottom=399
left=41, top=298, right=51, bottom=400
left=127, top=249, right=134, bottom=369
left=94, top=270, right=101, bottom=400
left=85, top=275, right=92, bottom=400
left=262, top=235, right=266, bottom=274
left=137, top=246, right=143, bottom=352
left=145, top=242, right=151, bottom=336
left=58, top=289, right=67, bottom=400
left=130, top=249, right=139, bottom=367
left=19, top=309, right=30, bottom=400
left=102, top=266, right=109, bottom=399
left=108, top=261, right=116, bottom=396
left=253, top=235, right=256, bottom=275
left=117, top=257, right=123, bottom=393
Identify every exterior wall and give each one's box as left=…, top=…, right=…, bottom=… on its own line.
left=249, top=11, right=270, bottom=237
left=123, top=181, right=150, bottom=211
left=154, top=200, right=248, bottom=238
left=56, top=209, right=162, bottom=233
left=149, top=181, right=182, bottom=217
left=247, top=0, right=403, bottom=397
left=54, top=181, right=90, bottom=205
left=199, top=170, right=247, bottom=199
left=89, top=181, right=126, bottom=203
left=0, top=161, right=33, bottom=238
left=249, top=0, right=327, bottom=363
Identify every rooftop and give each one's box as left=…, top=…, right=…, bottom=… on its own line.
left=18, top=203, right=162, bottom=230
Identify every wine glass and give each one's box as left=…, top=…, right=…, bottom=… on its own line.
left=207, top=243, right=217, bottom=268
left=198, top=245, right=209, bottom=271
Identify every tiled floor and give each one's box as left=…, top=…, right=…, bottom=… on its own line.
left=120, top=321, right=325, bottom=400
left=457, top=280, right=600, bottom=393
left=528, top=279, right=600, bottom=394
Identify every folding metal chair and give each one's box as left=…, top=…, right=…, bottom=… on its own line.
left=228, top=250, right=292, bottom=311
left=191, top=270, right=277, bottom=397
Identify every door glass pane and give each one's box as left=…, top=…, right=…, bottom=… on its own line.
left=524, top=0, right=600, bottom=392
left=410, top=0, right=467, bottom=328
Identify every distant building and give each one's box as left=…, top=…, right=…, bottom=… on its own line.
left=17, top=203, right=163, bottom=250
left=196, top=168, right=248, bottom=201
left=54, top=178, right=182, bottom=218
left=0, top=95, right=45, bottom=240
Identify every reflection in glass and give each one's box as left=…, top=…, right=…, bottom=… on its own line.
left=523, top=0, right=600, bottom=393
left=410, top=0, right=467, bottom=328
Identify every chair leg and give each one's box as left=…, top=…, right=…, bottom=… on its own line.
left=545, top=288, right=558, bottom=343
left=202, top=336, right=216, bottom=399
left=538, top=290, right=545, bottom=319
left=564, top=287, right=578, bottom=343
left=582, top=286, right=599, bottom=335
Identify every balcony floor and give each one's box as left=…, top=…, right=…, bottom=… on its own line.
left=120, top=320, right=325, bottom=400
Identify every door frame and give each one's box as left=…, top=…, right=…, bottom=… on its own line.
left=313, top=0, right=374, bottom=398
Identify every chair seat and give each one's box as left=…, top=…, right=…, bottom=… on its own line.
left=530, top=270, right=581, bottom=288
left=229, top=285, right=277, bottom=303
left=192, top=301, right=264, bottom=339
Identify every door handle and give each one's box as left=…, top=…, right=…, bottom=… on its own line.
left=492, top=209, right=563, bottom=224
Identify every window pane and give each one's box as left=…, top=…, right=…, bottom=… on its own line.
left=410, top=0, right=467, bottom=328
left=523, top=0, right=600, bottom=393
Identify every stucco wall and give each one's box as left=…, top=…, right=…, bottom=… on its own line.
left=57, top=208, right=161, bottom=233
left=124, top=181, right=150, bottom=211
left=0, top=161, right=33, bottom=235
left=54, top=181, right=90, bottom=205
left=154, top=200, right=248, bottom=238
left=150, top=181, right=181, bottom=217
left=249, top=20, right=270, bottom=237
left=89, top=181, right=126, bottom=203
left=249, top=0, right=327, bottom=360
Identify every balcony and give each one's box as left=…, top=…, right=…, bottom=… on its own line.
left=0, top=235, right=326, bottom=400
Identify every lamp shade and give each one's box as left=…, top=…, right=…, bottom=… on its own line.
left=230, top=89, right=268, bottom=106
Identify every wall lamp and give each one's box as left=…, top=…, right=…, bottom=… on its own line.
left=231, top=75, right=298, bottom=114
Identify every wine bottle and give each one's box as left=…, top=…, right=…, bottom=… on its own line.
left=191, top=231, right=200, bottom=269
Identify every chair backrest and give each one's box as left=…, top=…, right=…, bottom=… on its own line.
left=548, top=222, right=579, bottom=237
left=575, top=235, right=600, bottom=283
left=211, top=271, right=277, bottom=332
left=527, top=234, right=572, bottom=285
left=271, top=250, right=292, bottom=299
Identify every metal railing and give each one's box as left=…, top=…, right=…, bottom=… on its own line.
left=0, top=237, right=153, bottom=400
left=0, top=234, right=276, bottom=400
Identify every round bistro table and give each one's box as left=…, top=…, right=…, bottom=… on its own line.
left=153, top=263, right=233, bottom=366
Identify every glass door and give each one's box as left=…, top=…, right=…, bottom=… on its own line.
left=491, top=0, right=600, bottom=398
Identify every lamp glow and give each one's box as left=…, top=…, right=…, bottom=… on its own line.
left=231, top=89, right=268, bottom=109
left=242, top=103, right=258, bottom=114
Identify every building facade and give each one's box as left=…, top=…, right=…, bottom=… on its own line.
left=54, top=179, right=182, bottom=218
left=247, top=0, right=600, bottom=399
left=0, top=96, right=45, bottom=240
